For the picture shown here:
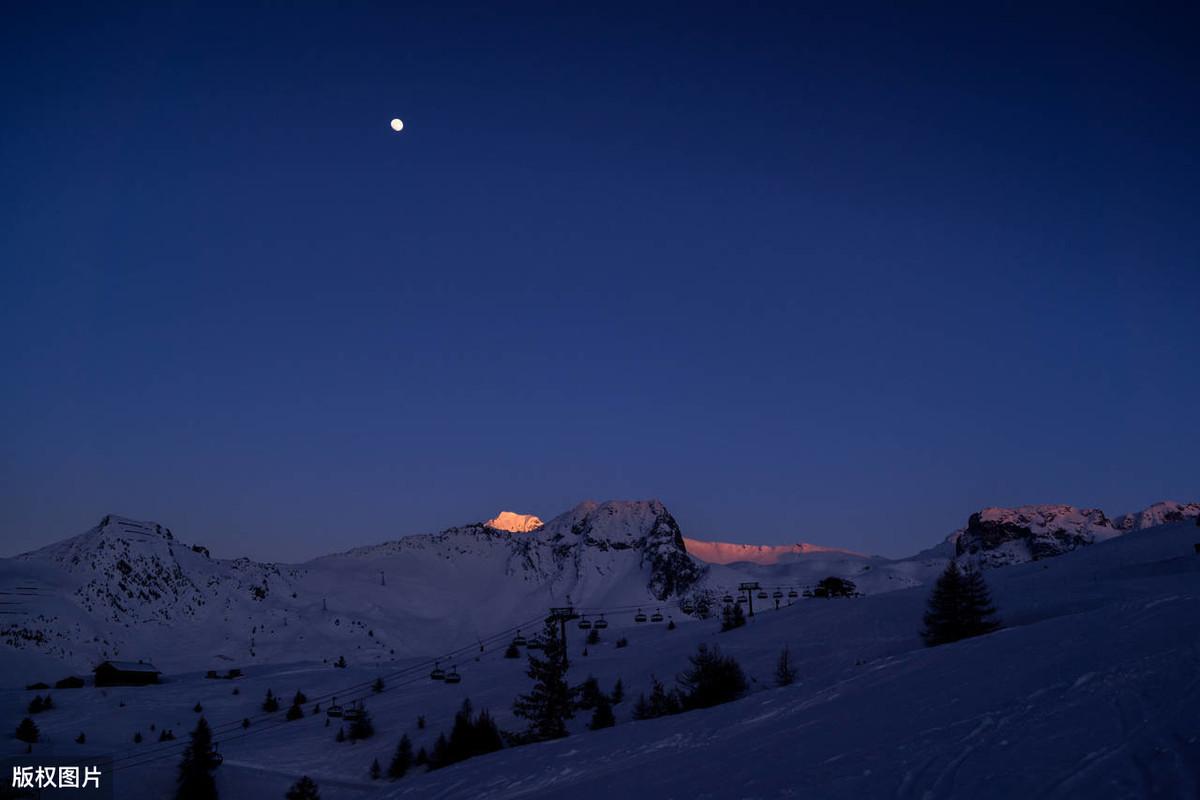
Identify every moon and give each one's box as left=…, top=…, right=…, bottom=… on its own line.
left=390, top=118, right=404, bottom=132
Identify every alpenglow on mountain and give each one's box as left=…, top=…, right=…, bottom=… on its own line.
left=1, top=498, right=1195, bottom=680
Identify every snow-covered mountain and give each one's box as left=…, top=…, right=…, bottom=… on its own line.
left=1113, top=500, right=1200, bottom=531
left=3, top=498, right=1195, bottom=682
left=483, top=512, right=544, bottom=533
left=953, top=501, right=1200, bottom=567
left=682, top=538, right=861, bottom=565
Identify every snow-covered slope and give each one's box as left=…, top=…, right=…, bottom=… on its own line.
left=0, top=502, right=707, bottom=679
left=4, top=518, right=1196, bottom=800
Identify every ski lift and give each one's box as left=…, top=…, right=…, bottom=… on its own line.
left=757, top=590, right=769, bottom=600
left=634, top=609, right=647, bottom=623
left=578, top=616, right=592, bottom=630
left=430, top=662, right=446, bottom=681
left=650, top=609, right=664, bottom=623
left=788, top=588, right=799, bottom=599
left=737, top=594, right=748, bottom=604
left=722, top=594, right=734, bottom=604
left=512, top=632, right=528, bottom=647
left=343, top=703, right=364, bottom=722
left=680, top=601, right=695, bottom=615
left=593, top=614, right=609, bottom=630
left=527, top=638, right=543, bottom=650
left=208, top=743, right=223, bottom=768
left=444, top=666, right=462, bottom=685
left=773, top=589, right=784, bottom=599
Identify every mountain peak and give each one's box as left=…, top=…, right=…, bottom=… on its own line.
left=483, top=511, right=544, bottom=533
left=683, top=538, right=863, bottom=565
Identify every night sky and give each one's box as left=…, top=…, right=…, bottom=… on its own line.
left=3, top=2, right=1197, bottom=560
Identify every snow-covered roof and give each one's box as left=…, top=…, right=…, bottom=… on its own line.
left=95, top=660, right=160, bottom=673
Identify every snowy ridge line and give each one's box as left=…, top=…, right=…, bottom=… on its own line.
left=96, top=611, right=550, bottom=774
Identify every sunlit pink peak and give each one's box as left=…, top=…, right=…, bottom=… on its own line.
left=682, top=537, right=863, bottom=565
left=484, top=511, right=545, bottom=533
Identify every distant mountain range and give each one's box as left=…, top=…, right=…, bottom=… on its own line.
left=1, top=498, right=1195, bottom=683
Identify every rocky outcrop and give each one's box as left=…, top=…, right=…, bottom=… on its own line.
left=955, top=505, right=1121, bottom=567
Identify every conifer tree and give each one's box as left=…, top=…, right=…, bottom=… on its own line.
left=369, top=759, right=381, bottom=780
left=678, top=644, right=747, bottom=710
left=176, top=717, right=218, bottom=800
left=589, top=694, right=615, bottom=730
left=512, top=618, right=575, bottom=741
left=286, top=703, right=304, bottom=721
left=922, top=561, right=1001, bottom=646
left=414, top=747, right=429, bottom=768
left=262, top=689, right=279, bottom=712
left=372, top=677, right=385, bottom=694
left=586, top=627, right=600, bottom=645
left=720, top=602, right=746, bottom=632
left=775, top=646, right=797, bottom=687
left=285, top=776, right=320, bottom=800
left=16, top=717, right=39, bottom=743
left=348, top=707, right=374, bottom=741
left=504, top=642, right=520, bottom=659
left=611, top=678, right=625, bottom=705
left=388, top=734, right=413, bottom=779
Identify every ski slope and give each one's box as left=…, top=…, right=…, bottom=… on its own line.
left=2, top=519, right=1196, bottom=799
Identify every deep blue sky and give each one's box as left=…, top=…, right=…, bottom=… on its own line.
left=3, top=2, right=1197, bottom=560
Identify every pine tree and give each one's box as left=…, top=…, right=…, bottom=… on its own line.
left=242, top=718, right=250, bottom=730
left=16, top=717, right=39, bottom=743
left=388, top=734, right=413, bottom=779
left=678, top=644, right=747, bottom=710
left=575, top=675, right=603, bottom=711
left=293, top=690, right=308, bottom=705
left=134, top=731, right=143, bottom=743
left=285, top=776, right=320, bottom=800
left=512, top=618, right=575, bottom=741
left=286, top=703, right=304, bottom=721
left=175, top=717, right=218, bottom=800
left=429, top=733, right=449, bottom=770
left=76, top=732, right=86, bottom=744
left=27, top=695, right=44, bottom=714
left=922, top=561, right=1001, bottom=646
left=348, top=707, right=375, bottom=741
left=262, top=689, right=279, bottom=712
left=193, top=703, right=203, bottom=713
left=611, top=678, right=625, bottom=705
left=372, top=677, right=385, bottom=694
left=414, top=747, right=429, bottom=768
left=720, top=602, right=746, bottom=632
left=369, top=759, right=381, bottom=780
left=586, top=627, right=600, bottom=645
left=589, top=694, right=615, bottom=730
left=775, top=646, right=797, bottom=687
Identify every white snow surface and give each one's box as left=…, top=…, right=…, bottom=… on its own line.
left=1, top=518, right=1196, bottom=799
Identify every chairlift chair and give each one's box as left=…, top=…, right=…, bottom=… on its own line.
left=787, top=588, right=799, bottom=599
left=512, top=632, right=528, bottom=647
left=444, top=666, right=462, bottom=685
left=773, top=589, right=784, bottom=599
left=650, top=609, right=664, bottom=623
left=326, top=698, right=344, bottom=718
left=634, top=609, right=648, bottom=623
left=757, top=590, right=769, bottom=600
left=526, top=638, right=544, bottom=650
left=343, top=704, right=364, bottom=722
left=680, top=601, right=695, bottom=615
left=593, top=614, right=609, bottom=629
left=578, top=616, right=592, bottom=630
left=722, top=594, right=734, bottom=604
left=430, top=662, right=446, bottom=681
